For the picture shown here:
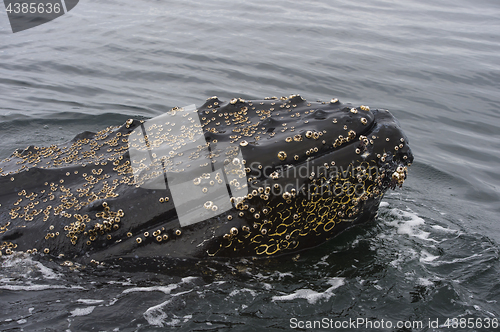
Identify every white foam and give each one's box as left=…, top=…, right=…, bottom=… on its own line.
left=390, top=248, right=419, bottom=268
left=1, top=254, right=61, bottom=280
left=76, top=299, right=104, bottom=305
left=276, top=272, right=293, bottom=280
left=255, top=273, right=266, bottom=280
left=425, top=253, right=482, bottom=267
left=107, top=298, right=119, bottom=306
left=228, top=288, right=257, bottom=298
left=314, top=255, right=330, bottom=267
left=181, top=276, right=197, bottom=284
left=122, top=277, right=196, bottom=295
left=328, top=278, right=346, bottom=288
left=255, top=271, right=293, bottom=281
left=107, top=280, right=133, bottom=286
left=314, top=261, right=329, bottom=266
left=143, top=297, right=193, bottom=327
left=431, top=225, right=458, bottom=233
left=420, top=250, right=439, bottom=263
left=379, top=201, right=390, bottom=207
left=124, top=280, right=196, bottom=327
left=262, top=283, right=272, bottom=290
left=143, top=300, right=171, bottom=327
left=417, top=278, right=434, bottom=286
left=70, top=306, right=95, bottom=317
left=386, top=208, right=437, bottom=242
left=122, top=284, right=178, bottom=295
left=33, top=260, right=62, bottom=280
left=212, top=281, right=226, bottom=285
left=0, top=284, right=84, bottom=291
left=272, top=277, right=345, bottom=304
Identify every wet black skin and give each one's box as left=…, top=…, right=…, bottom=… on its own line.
left=0, top=95, right=413, bottom=263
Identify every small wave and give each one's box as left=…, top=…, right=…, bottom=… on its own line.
left=1, top=253, right=62, bottom=280
left=0, top=284, right=84, bottom=291
left=122, top=284, right=180, bottom=295
left=140, top=288, right=195, bottom=327
left=122, top=276, right=198, bottom=295
left=228, top=288, right=258, bottom=298
left=70, top=306, right=96, bottom=317
left=272, top=277, right=345, bottom=304
left=385, top=208, right=436, bottom=242
left=420, top=249, right=440, bottom=263
left=76, top=299, right=105, bottom=305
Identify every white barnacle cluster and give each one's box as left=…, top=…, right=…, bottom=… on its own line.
left=391, top=165, right=408, bottom=187
left=191, top=172, right=225, bottom=195
left=333, top=129, right=356, bottom=148
left=203, top=200, right=218, bottom=212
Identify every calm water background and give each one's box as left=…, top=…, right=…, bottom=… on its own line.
left=1, top=0, right=500, bottom=331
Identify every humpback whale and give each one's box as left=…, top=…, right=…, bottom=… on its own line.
left=0, top=95, right=413, bottom=263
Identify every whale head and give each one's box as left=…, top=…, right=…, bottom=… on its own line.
left=126, top=94, right=413, bottom=258
left=0, top=95, right=413, bottom=262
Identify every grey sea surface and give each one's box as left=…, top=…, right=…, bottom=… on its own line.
left=1, top=0, right=499, bottom=331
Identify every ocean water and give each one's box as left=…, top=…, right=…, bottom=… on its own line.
left=1, top=0, right=499, bottom=331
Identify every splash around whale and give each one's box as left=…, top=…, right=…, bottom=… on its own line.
left=0, top=95, right=413, bottom=264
